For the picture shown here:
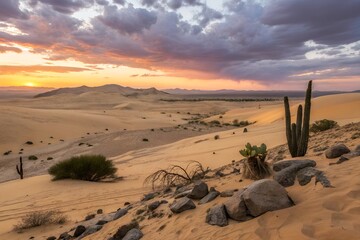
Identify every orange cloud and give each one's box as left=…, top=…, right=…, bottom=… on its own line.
left=0, top=45, right=22, bottom=53
left=0, top=65, right=92, bottom=75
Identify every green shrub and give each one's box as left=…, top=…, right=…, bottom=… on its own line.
left=28, top=155, right=38, bottom=160
left=310, top=119, right=338, bottom=133
left=48, top=155, right=117, bottom=181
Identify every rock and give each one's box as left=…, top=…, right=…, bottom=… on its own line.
left=355, top=145, right=360, bottom=153
left=273, top=160, right=316, bottom=187
left=112, top=221, right=139, bottom=240
left=296, top=167, right=318, bottom=186
left=205, top=204, right=228, bottom=227
left=169, top=197, right=196, bottom=213
left=220, top=190, right=235, bottom=197
left=58, top=232, right=71, bottom=240
left=148, top=201, right=160, bottom=211
left=175, top=185, right=193, bottom=195
left=224, top=190, right=249, bottom=221
left=242, top=179, right=294, bottom=217
left=97, top=209, right=103, bottom=214
left=78, top=225, right=102, bottom=239
left=174, top=190, right=192, bottom=199
left=114, top=208, right=128, bottom=220
left=73, top=225, right=86, bottom=237
left=188, top=181, right=209, bottom=199
left=142, top=192, right=158, bottom=201
left=46, top=237, right=56, bottom=240
left=273, top=159, right=316, bottom=172
left=314, top=171, right=333, bottom=188
left=124, top=202, right=131, bottom=206
left=136, top=208, right=146, bottom=215
left=325, top=144, right=350, bottom=159
left=199, top=191, right=220, bottom=205
left=160, top=199, right=168, bottom=204
left=85, top=213, right=95, bottom=221
left=96, top=220, right=108, bottom=225
left=123, top=228, right=144, bottom=240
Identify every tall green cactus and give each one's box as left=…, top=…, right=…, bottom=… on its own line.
left=16, top=156, right=24, bottom=179
left=284, top=80, right=312, bottom=157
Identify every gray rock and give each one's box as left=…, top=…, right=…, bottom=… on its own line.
left=142, top=192, right=158, bottom=201
left=84, top=213, right=95, bottom=221
left=325, top=144, right=350, bottom=159
left=273, top=159, right=316, bottom=172
left=314, top=171, right=333, bottom=188
left=273, top=160, right=316, bottom=187
left=73, top=225, right=86, bottom=237
left=96, top=220, right=108, bottom=225
left=355, top=145, right=360, bottom=153
left=58, top=232, right=71, bottom=240
left=220, top=190, right=235, bottom=197
left=199, top=191, right=220, bottom=205
left=112, top=221, right=139, bottom=240
left=242, top=179, right=294, bottom=217
left=123, top=228, right=143, bottom=240
left=46, top=237, right=56, bottom=240
left=296, top=167, right=318, bottom=186
left=205, top=204, right=228, bottom=227
left=148, top=201, right=160, bottom=211
left=188, top=181, right=209, bottom=199
left=174, top=189, right=192, bottom=199
left=97, top=209, right=103, bottom=214
left=113, top=208, right=128, bottom=220
left=174, top=185, right=193, bottom=195
left=78, top=225, right=102, bottom=239
left=169, top=197, right=196, bottom=213
left=224, top=190, right=249, bottom=221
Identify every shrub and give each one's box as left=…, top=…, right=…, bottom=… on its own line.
left=48, top=155, right=117, bottom=181
left=214, top=135, right=220, bottom=140
left=142, top=138, right=149, bottom=142
left=209, top=120, right=221, bottom=126
left=310, top=119, right=338, bottom=133
left=240, top=143, right=271, bottom=180
left=28, top=155, right=38, bottom=160
left=14, top=210, right=67, bottom=231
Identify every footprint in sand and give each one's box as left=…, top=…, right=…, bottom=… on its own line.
left=347, top=190, right=360, bottom=200
left=322, top=197, right=347, bottom=212
left=347, top=206, right=360, bottom=215
left=301, top=224, right=315, bottom=238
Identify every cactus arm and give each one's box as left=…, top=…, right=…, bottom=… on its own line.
left=291, top=123, right=297, bottom=153
left=297, top=80, right=312, bottom=156
left=296, top=104, right=303, bottom=144
left=284, top=96, right=295, bottom=157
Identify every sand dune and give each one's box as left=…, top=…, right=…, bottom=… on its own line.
left=0, top=93, right=359, bottom=239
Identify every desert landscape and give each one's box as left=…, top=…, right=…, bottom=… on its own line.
left=1, top=0, right=360, bottom=239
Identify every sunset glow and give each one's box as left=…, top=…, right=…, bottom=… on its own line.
left=0, top=0, right=359, bottom=91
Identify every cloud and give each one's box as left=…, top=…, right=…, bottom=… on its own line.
left=0, top=45, right=22, bottom=53
left=0, top=65, right=92, bottom=74
left=98, top=5, right=157, bottom=34
left=37, top=0, right=94, bottom=14
left=0, top=0, right=28, bottom=20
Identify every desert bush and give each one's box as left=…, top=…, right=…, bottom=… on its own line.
left=240, top=143, right=271, bottom=180
left=144, top=161, right=209, bottom=190
left=28, top=155, right=38, bottom=160
left=233, top=119, right=250, bottom=127
left=48, top=155, right=117, bottom=181
left=310, top=119, right=338, bottom=133
left=209, top=120, right=221, bottom=126
left=214, top=135, right=220, bottom=140
left=14, top=210, right=67, bottom=231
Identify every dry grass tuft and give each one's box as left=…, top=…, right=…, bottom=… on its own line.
left=14, top=210, right=67, bottom=232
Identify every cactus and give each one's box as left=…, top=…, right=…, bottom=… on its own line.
left=284, top=80, right=312, bottom=157
left=16, top=157, right=24, bottom=179
left=239, top=143, right=270, bottom=180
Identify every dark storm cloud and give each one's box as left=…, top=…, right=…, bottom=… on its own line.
left=1, top=0, right=359, bottom=83
left=0, top=0, right=28, bottom=20
left=113, top=0, right=126, bottom=5
left=98, top=5, right=157, bottom=34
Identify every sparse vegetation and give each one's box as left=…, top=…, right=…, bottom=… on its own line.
left=232, top=119, right=250, bottom=127
left=14, top=210, right=67, bottom=231
left=144, top=161, right=209, bottom=190
left=143, top=138, right=149, bottom=142
left=3, top=150, right=12, bottom=156
left=209, top=120, right=221, bottom=126
left=310, top=119, right=338, bottom=133
left=48, top=155, right=117, bottom=181
left=240, top=143, right=271, bottom=180
left=28, top=155, right=38, bottom=160
left=25, top=141, right=33, bottom=145
left=214, top=135, right=220, bottom=140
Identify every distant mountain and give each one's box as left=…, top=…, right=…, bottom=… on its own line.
left=34, top=84, right=168, bottom=98
left=0, top=86, right=54, bottom=99
left=163, top=88, right=354, bottom=98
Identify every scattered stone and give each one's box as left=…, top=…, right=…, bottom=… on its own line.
left=73, top=225, right=86, bottom=237
left=148, top=201, right=161, bottom=211
left=273, top=160, right=316, bottom=187
left=84, top=214, right=95, bottom=221
left=205, top=204, right=228, bottom=227
left=97, top=209, right=103, bottom=214
left=188, top=181, right=209, bottom=199
left=136, top=208, right=146, bottom=215
left=46, top=237, right=56, bottom=240
left=112, top=221, right=139, bottom=240
left=296, top=167, right=318, bottom=186
left=220, top=190, right=235, bottom=197
left=224, top=190, right=249, bottom=221
left=169, top=197, right=196, bottom=213
left=355, top=145, right=360, bottom=153
left=78, top=225, right=102, bottom=239
left=124, top=202, right=131, bottom=206
left=58, top=232, right=71, bottom=240
left=160, top=199, right=168, bottom=204
left=242, top=179, right=294, bottom=217
left=199, top=190, right=220, bottom=205
left=325, top=144, right=350, bottom=159
left=174, top=189, right=192, bottom=199
left=123, top=228, right=144, bottom=240
left=142, top=192, right=158, bottom=201
left=96, top=220, right=108, bottom=225
left=114, top=208, right=128, bottom=220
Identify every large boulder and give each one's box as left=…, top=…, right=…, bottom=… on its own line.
left=188, top=181, right=209, bottom=199
left=78, top=225, right=102, bottom=239
left=242, top=179, right=294, bottom=217
left=273, top=160, right=316, bottom=187
left=224, top=190, right=250, bottom=221
left=73, top=225, right=86, bottom=237
left=111, top=221, right=139, bottom=240
left=123, top=228, right=143, bottom=240
left=169, top=197, right=196, bottom=213
left=205, top=204, right=228, bottom=227
left=114, top=208, right=128, bottom=220
left=199, top=190, right=220, bottom=205
left=325, top=144, right=350, bottom=159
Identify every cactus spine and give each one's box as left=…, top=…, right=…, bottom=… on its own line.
left=284, top=80, right=312, bottom=157
left=16, top=156, right=24, bottom=179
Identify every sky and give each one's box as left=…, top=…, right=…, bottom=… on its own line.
left=0, top=0, right=359, bottom=91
